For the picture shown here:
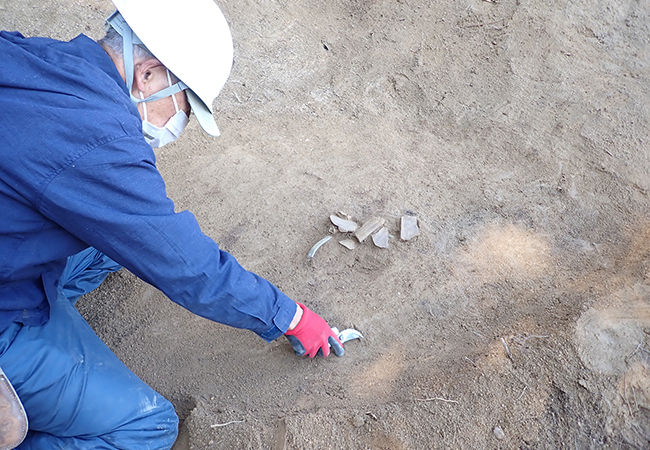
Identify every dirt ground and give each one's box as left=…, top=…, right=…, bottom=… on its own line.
left=3, top=0, right=650, bottom=448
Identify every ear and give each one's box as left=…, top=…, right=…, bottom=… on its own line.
left=132, top=58, right=163, bottom=96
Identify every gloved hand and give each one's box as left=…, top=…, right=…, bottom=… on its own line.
left=285, top=303, right=344, bottom=358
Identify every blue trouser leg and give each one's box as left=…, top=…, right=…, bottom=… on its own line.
left=0, top=248, right=178, bottom=449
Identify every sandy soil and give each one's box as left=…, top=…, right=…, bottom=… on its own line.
left=3, top=0, right=650, bottom=448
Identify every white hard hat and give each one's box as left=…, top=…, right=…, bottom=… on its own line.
left=108, top=0, right=233, bottom=136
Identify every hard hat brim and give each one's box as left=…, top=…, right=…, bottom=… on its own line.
left=187, top=89, right=220, bottom=137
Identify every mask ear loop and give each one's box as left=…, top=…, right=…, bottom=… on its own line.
left=166, top=70, right=180, bottom=114
left=139, top=91, right=148, bottom=122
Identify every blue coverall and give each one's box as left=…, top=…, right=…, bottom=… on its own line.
left=0, top=31, right=297, bottom=449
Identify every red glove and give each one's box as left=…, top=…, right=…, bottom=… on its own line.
left=285, top=303, right=344, bottom=358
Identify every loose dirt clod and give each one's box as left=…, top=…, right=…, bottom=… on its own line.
left=351, top=415, right=365, bottom=428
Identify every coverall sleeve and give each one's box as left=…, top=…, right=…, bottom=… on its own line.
left=37, top=134, right=296, bottom=342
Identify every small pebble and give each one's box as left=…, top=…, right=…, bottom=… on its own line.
left=493, top=426, right=505, bottom=440
left=351, top=415, right=365, bottom=427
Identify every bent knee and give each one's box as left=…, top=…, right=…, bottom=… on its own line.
left=124, top=393, right=179, bottom=450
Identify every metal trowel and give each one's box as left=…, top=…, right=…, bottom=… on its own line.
left=331, top=327, right=364, bottom=344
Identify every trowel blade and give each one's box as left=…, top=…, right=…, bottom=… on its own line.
left=332, top=327, right=364, bottom=344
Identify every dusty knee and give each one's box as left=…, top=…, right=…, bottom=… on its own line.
left=138, top=396, right=179, bottom=449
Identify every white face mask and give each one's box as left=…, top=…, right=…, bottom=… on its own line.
left=141, top=70, right=189, bottom=148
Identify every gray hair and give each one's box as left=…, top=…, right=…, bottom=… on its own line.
left=98, top=27, right=155, bottom=62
